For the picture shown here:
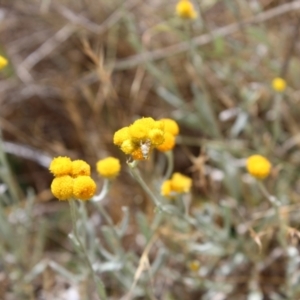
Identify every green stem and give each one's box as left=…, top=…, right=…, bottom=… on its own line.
left=272, top=93, right=283, bottom=143
left=128, top=161, right=160, bottom=207
left=257, top=181, right=286, bottom=249
left=69, top=200, right=107, bottom=300
left=93, top=179, right=111, bottom=202
left=164, top=151, right=174, bottom=180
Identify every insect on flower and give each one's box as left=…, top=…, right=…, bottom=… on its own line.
left=140, top=139, right=152, bottom=159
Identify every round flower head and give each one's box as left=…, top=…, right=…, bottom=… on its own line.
left=161, top=180, right=173, bottom=197
left=246, top=155, right=271, bottom=179
left=49, top=156, right=72, bottom=177
left=73, top=176, right=96, bottom=201
left=0, top=56, right=8, bottom=70
left=161, top=119, right=179, bottom=136
left=272, top=77, right=286, bottom=92
left=113, top=127, right=130, bottom=146
left=129, top=123, right=148, bottom=141
left=96, top=157, right=121, bottom=179
left=171, top=172, right=192, bottom=193
left=72, top=160, right=91, bottom=177
left=121, top=139, right=136, bottom=155
left=148, top=128, right=164, bottom=146
left=188, top=260, right=200, bottom=272
left=176, top=0, right=197, bottom=19
left=156, top=132, right=176, bottom=152
left=51, top=176, right=73, bottom=200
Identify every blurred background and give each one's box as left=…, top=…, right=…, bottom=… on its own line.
left=1, top=0, right=300, bottom=299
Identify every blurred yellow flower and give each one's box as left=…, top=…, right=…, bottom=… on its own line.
left=96, top=157, right=121, bottom=179
left=161, top=180, right=172, bottom=197
left=0, top=56, right=8, bottom=70
left=161, top=118, right=179, bottom=136
left=49, top=156, right=72, bottom=177
left=73, top=176, right=96, bottom=200
left=72, top=160, right=91, bottom=177
left=246, top=155, right=271, bottom=179
left=188, top=260, right=200, bottom=272
left=51, top=176, right=73, bottom=200
left=171, top=172, right=192, bottom=193
left=156, top=132, right=176, bottom=152
left=161, top=172, right=192, bottom=197
left=176, top=0, right=197, bottom=19
left=272, top=77, right=286, bottom=92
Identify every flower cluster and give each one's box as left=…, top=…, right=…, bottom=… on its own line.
left=0, top=56, right=8, bottom=70
left=272, top=77, right=286, bottom=92
left=161, top=172, right=192, bottom=197
left=49, top=157, right=96, bottom=201
left=96, top=157, right=121, bottom=179
left=246, top=155, right=271, bottom=179
left=113, top=117, right=179, bottom=160
left=176, top=0, right=197, bottom=20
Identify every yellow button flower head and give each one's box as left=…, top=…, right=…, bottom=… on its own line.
left=129, top=117, right=155, bottom=141
left=0, top=56, right=8, bottom=70
left=156, top=132, right=176, bottom=152
left=113, top=117, right=166, bottom=160
left=72, top=160, right=91, bottom=177
left=113, top=127, right=130, bottom=146
left=121, top=139, right=136, bottom=154
left=246, top=155, right=271, bottom=179
left=171, top=172, right=192, bottom=193
left=49, top=156, right=72, bottom=177
left=148, top=128, right=165, bottom=146
left=161, top=172, right=192, bottom=197
left=161, top=180, right=173, bottom=197
left=176, top=0, right=197, bottom=19
left=73, top=176, right=96, bottom=200
left=272, top=77, right=286, bottom=92
left=188, top=260, right=200, bottom=272
left=161, top=119, right=179, bottom=136
left=96, top=157, right=121, bottom=179
left=51, top=176, right=73, bottom=200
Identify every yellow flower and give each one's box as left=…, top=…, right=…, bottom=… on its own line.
left=73, top=176, right=96, bottom=200
left=113, top=127, right=130, bottom=146
left=176, top=0, right=197, bottom=19
left=51, top=176, right=73, bottom=200
left=171, top=172, right=192, bottom=193
left=0, top=56, right=8, bottom=70
left=49, top=156, right=72, bottom=177
left=161, top=172, right=192, bottom=197
left=161, top=180, right=173, bottom=197
left=129, top=123, right=148, bottom=141
left=72, top=160, right=91, bottom=177
left=148, top=128, right=165, bottom=146
left=246, top=155, right=271, bottom=179
left=272, top=77, right=286, bottom=92
left=121, top=139, right=136, bottom=154
left=188, top=260, right=200, bottom=272
left=114, top=117, right=166, bottom=160
left=131, top=148, right=145, bottom=161
left=96, top=157, right=121, bottom=179
left=156, top=132, right=176, bottom=152
left=161, top=119, right=179, bottom=136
